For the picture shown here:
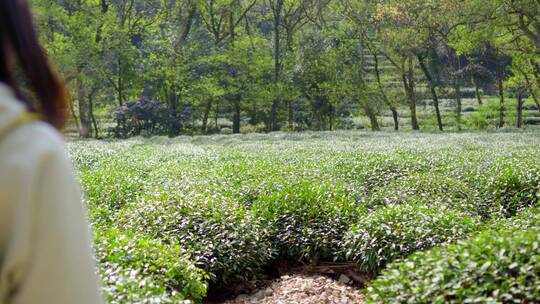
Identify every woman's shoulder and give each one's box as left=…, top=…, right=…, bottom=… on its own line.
left=0, top=120, right=68, bottom=174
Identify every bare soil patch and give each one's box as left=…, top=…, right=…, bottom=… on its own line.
left=223, top=274, right=364, bottom=304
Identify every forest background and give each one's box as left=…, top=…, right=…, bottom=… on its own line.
left=32, top=0, right=540, bottom=138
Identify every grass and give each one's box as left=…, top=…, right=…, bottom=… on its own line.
left=68, top=130, right=540, bottom=303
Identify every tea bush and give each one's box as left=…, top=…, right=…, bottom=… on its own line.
left=67, top=131, right=540, bottom=302
left=366, top=172, right=480, bottom=216
left=367, top=207, right=540, bottom=303
left=251, top=179, right=360, bottom=260
left=481, top=163, right=540, bottom=218
left=94, top=228, right=207, bottom=304
left=119, top=197, right=273, bottom=286
left=341, top=204, right=480, bottom=273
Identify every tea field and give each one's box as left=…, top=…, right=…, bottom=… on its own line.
left=68, top=131, right=540, bottom=303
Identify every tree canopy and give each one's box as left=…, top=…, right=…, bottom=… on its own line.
left=32, top=0, right=540, bottom=137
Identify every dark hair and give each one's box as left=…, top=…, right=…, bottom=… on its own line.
left=0, top=0, right=68, bottom=129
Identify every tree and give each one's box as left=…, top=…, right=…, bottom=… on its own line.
left=339, top=0, right=400, bottom=130
left=197, top=0, right=258, bottom=133
left=371, top=0, right=428, bottom=130
left=373, top=0, right=466, bottom=131
left=35, top=0, right=108, bottom=137
left=451, top=0, right=540, bottom=128
left=32, top=0, right=539, bottom=136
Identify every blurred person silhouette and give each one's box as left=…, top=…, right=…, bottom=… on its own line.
left=0, top=1, right=103, bottom=303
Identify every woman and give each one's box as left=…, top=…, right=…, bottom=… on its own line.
left=0, top=1, right=103, bottom=303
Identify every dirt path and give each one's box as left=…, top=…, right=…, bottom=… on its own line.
left=223, top=274, right=364, bottom=304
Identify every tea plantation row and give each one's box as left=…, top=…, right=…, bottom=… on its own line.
left=68, top=131, right=540, bottom=303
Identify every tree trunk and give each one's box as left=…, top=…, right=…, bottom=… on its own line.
left=284, top=21, right=297, bottom=131
left=89, top=93, right=99, bottom=138
left=522, top=63, right=540, bottom=114
left=373, top=53, right=399, bottom=131
left=233, top=98, right=241, bottom=134
left=174, top=6, right=196, bottom=49
left=68, top=94, right=81, bottom=135
left=273, top=0, right=283, bottom=84
left=269, top=101, right=278, bottom=131
left=408, top=59, right=419, bottom=130
left=365, top=107, right=380, bottom=131
left=270, top=0, right=284, bottom=132
left=402, top=59, right=419, bottom=130
left=77, top=77, right=91, bottom=138
left=408, top=92, right=419, bottom=130
left=390, top=108, right=399, bottom=131
left=455, top=83, right=462, bottom=131
left=530, top=87, right=540, bottom=114
left=168, top=90, right=178, bottom=113
left=418, top=55, right=443, bottom=131
left=202, top=99, right=212, bottom=134
left=517, top=90, right=524, bottom=128
left=496, top=62, right=505, bottom=128
left=472, top=76, right=483, bottom=106
left=117, top=57, right=124, bottom=106
left=329, top=103, right=334, bottom=131
left=288, top=100, right=293, bottom=130
left=215, top=102, right=219, bottom=132
left=534, top=61, right=540, bottom=89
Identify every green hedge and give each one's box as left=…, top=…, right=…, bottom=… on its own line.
left=251, top=180, right=360, bottom=261
left=119, top=198, right=273, bottom=286
left=68, top=133, right=540, bottom=302
left=366, top=172, right=480, bottom=216
left=367, top=208, right=540, bottom=303
left=341, top=204, right=479, bottom=274
left=95, top=228, right=207, bottom=304
left=481, top=164, right=540, bottom=218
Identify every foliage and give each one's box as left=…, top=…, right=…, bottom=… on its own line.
left=367, top=207, right=540, bottom=304
left=464, top=98, right=520, bottom=129
left=112, top=99, right=190, bottom=138
left=366, top=172, right=480, bottom=216
left=481, top=160, right=540, bottom=218
left=32, top=0, right=540, bottom=136
left=94, top=228, right=207, bottom=304
left=68, top=131, right=540, bottom=301
left=252, top=180, right=360, bottom=260
left=120, top=198, right=274, bottom=285
left=341, top=204, right=479, bottom=274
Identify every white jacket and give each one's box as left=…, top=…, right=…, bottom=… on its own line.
left=0, top=83, right=103, bottom=303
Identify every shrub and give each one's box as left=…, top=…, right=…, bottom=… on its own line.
left=479, top=163, right=540, bottom=218
left=112, top=99, right=189, bottom=138
left=463, top=99, right=523, bottom=129
left=220, top=127, right=233, bottom=135
left=241, top=123, right=266, bottom=134
left=120, top=198, right=273, bottom=286
left=68, top=131, right=540, bottom=302
left=341, top=204, right=479, bottom=274
left=337, top=116, right=356, bottom=130
left=366, top=156, right=540, bottom=220
left=524, top=103, right=539, bottom=111
left=251, top=180, right=360, bottom=261
left=94, top=228, right=207, bottom=304
left=366, top=172, right=480, bottom=217
left=436, top=153, right=540, bottom=219
left=525, top=117, right=540, bottom=125
left=81, top=168, right=150, bottom=225
left=367, top=211, right=540, bottom=304
left=465, top=111, right=489, bottom=129
left=352, top=153, right=432, bottom=191
left=490, top=205, right=540, bottom=230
